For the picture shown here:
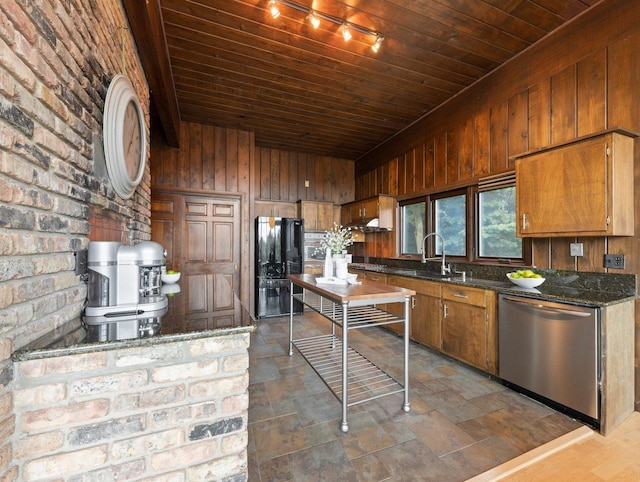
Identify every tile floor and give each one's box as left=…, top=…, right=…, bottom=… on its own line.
left=247, top=312, right=582, bottom=481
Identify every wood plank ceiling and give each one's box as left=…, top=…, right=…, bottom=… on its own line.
left=135, top=0, right=599, bottom=160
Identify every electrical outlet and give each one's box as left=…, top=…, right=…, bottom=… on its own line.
left=604, top=254, right=625, bottom=269
left=570, top=242, right=583, bottom=256
left=75, top=249, right=88, bottom=275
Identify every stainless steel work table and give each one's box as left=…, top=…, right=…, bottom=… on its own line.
left=288, top=274, right=416, bottom=432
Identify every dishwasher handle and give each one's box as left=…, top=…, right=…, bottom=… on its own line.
left=501, top=297, right=593, bottom=317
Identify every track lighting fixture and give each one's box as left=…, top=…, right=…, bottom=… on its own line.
left=372, top=35, right=384, bottom=53
left=269, top=0, right=280, bottom=19
left=308, top=11, right=320, bottom=29
left=341, top=23, right=352, bottom=42
left=265, top=0, right=384, bottom=52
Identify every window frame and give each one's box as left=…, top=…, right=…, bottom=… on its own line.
left=471, top=182, right=532, bottom=265
left=397, top=174, right=532, bottom=266
left=398, top=198, right=426, bottom=257
left=427, top=188, right=470, bottom=260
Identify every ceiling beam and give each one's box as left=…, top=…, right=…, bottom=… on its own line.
left=122, top=0, right=181, bottom=147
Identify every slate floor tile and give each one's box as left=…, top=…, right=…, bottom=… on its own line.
left=248, top=313, right=584, bottom=481
left=252, top=413, right=310, bottom=462
left=288, top=440, right=359, bottom=481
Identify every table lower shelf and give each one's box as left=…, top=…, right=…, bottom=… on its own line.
left=295, top=291, right=404, bottom=329
left=292, top=334, right=405, bottom=406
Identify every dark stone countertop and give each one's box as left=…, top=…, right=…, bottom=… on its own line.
left=12, top=277, right=256, bottom=362
left=350, top=259, right=638, bottom=307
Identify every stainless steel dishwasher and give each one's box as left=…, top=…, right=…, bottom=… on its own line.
left=498, top=294, right=600, bottom=426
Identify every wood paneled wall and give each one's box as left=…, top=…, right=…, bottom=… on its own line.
left=255, top=146, right=354, bottom=205
left=356, top=0, right=640, bottom=407
left=356, top=2, right=640, bottom=266
left=150, top=121, right=254, bottom=308
left=151, top=121, right=253, bottom=193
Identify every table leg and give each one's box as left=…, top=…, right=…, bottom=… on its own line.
left=340, top=301, right=349, bottom=432
left=403, top=295, right=411, bottom=413
left=288, top=280, right=294, bottom=356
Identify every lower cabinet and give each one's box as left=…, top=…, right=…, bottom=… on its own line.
left=385, top=275, right=498, bottom=375
left=413, top=291, right=442, bottom=349
left=386, top=275, right=440, bottom=344
left=441, top=285, right=497, bottom=373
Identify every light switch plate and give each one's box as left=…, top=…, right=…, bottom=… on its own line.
left=570, top=243, right=583, bottom=256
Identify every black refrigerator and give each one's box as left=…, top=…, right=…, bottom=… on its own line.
left=255, top=217, right=304, bottom=318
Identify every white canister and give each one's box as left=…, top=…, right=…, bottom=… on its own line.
left=334, top=257, right=349, bottom=279
left=323, top=248, right=333, bottom=278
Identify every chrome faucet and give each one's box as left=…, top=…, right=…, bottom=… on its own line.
left=421, top=232, right=451, bottom=276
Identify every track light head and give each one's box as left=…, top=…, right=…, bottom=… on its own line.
left=341, top=23, right=352, bottom=41
left=372, top=35, right=384, bottom=53
left=269, top=0, right=280, bottom=19
left=308, top=11, right=320, bottom=29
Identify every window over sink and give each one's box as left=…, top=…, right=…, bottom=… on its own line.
left=399, top=173, right=530, bottom=265
left=478, top=185, right=521, bottom=258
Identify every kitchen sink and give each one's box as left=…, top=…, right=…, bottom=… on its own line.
left=386, top=268, right=451, bottom=279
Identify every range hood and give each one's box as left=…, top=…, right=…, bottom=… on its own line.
left=345, top=217, right=392, bottom=232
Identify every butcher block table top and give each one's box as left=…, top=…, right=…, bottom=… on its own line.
left=288, top=273, right=416, bottom=306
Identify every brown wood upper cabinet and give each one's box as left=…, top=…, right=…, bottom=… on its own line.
left=297, top=200, right=336, bottom=231
left=254, top=200, right=298, bottom=218
left=515, top=130, right=635, bottom=237
left=341, top=194, right=395, bottom=230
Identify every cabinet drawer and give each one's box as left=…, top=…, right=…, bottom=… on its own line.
left=387, top=275, right=440, bottom=297
left=365, top=272, right=387, bottom=283
left=442, top=285, right=486, bottom=307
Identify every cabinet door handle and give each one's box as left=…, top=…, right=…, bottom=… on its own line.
left=521, top=214, right=528, bottom=230
left=443, top=304, right=448, bottom=318
left=411, top=297, right=416, bottom=309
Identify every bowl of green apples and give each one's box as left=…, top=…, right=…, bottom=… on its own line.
left=507, top=269, right=545, bottom=288
left=162, top=269, right=181, bottom=284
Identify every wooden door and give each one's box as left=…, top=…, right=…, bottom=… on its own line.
left=182, top=194, right=240, bottom=283
left=180, top=272, right=240, bottom=330
left=152, top=192, right=241, bottom=323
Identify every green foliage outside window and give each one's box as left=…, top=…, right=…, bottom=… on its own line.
left=401, top=202, right=425, bottom=254
left=435, top=195, right=466, bottom=256
left=479, top=186, right=521, bottom=257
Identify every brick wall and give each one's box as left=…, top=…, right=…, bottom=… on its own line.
left=2, top=0, right=162, bottom=479
left=0, top=0, right=151, bottom=344
left=12, top=333, right=250, bottom=481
